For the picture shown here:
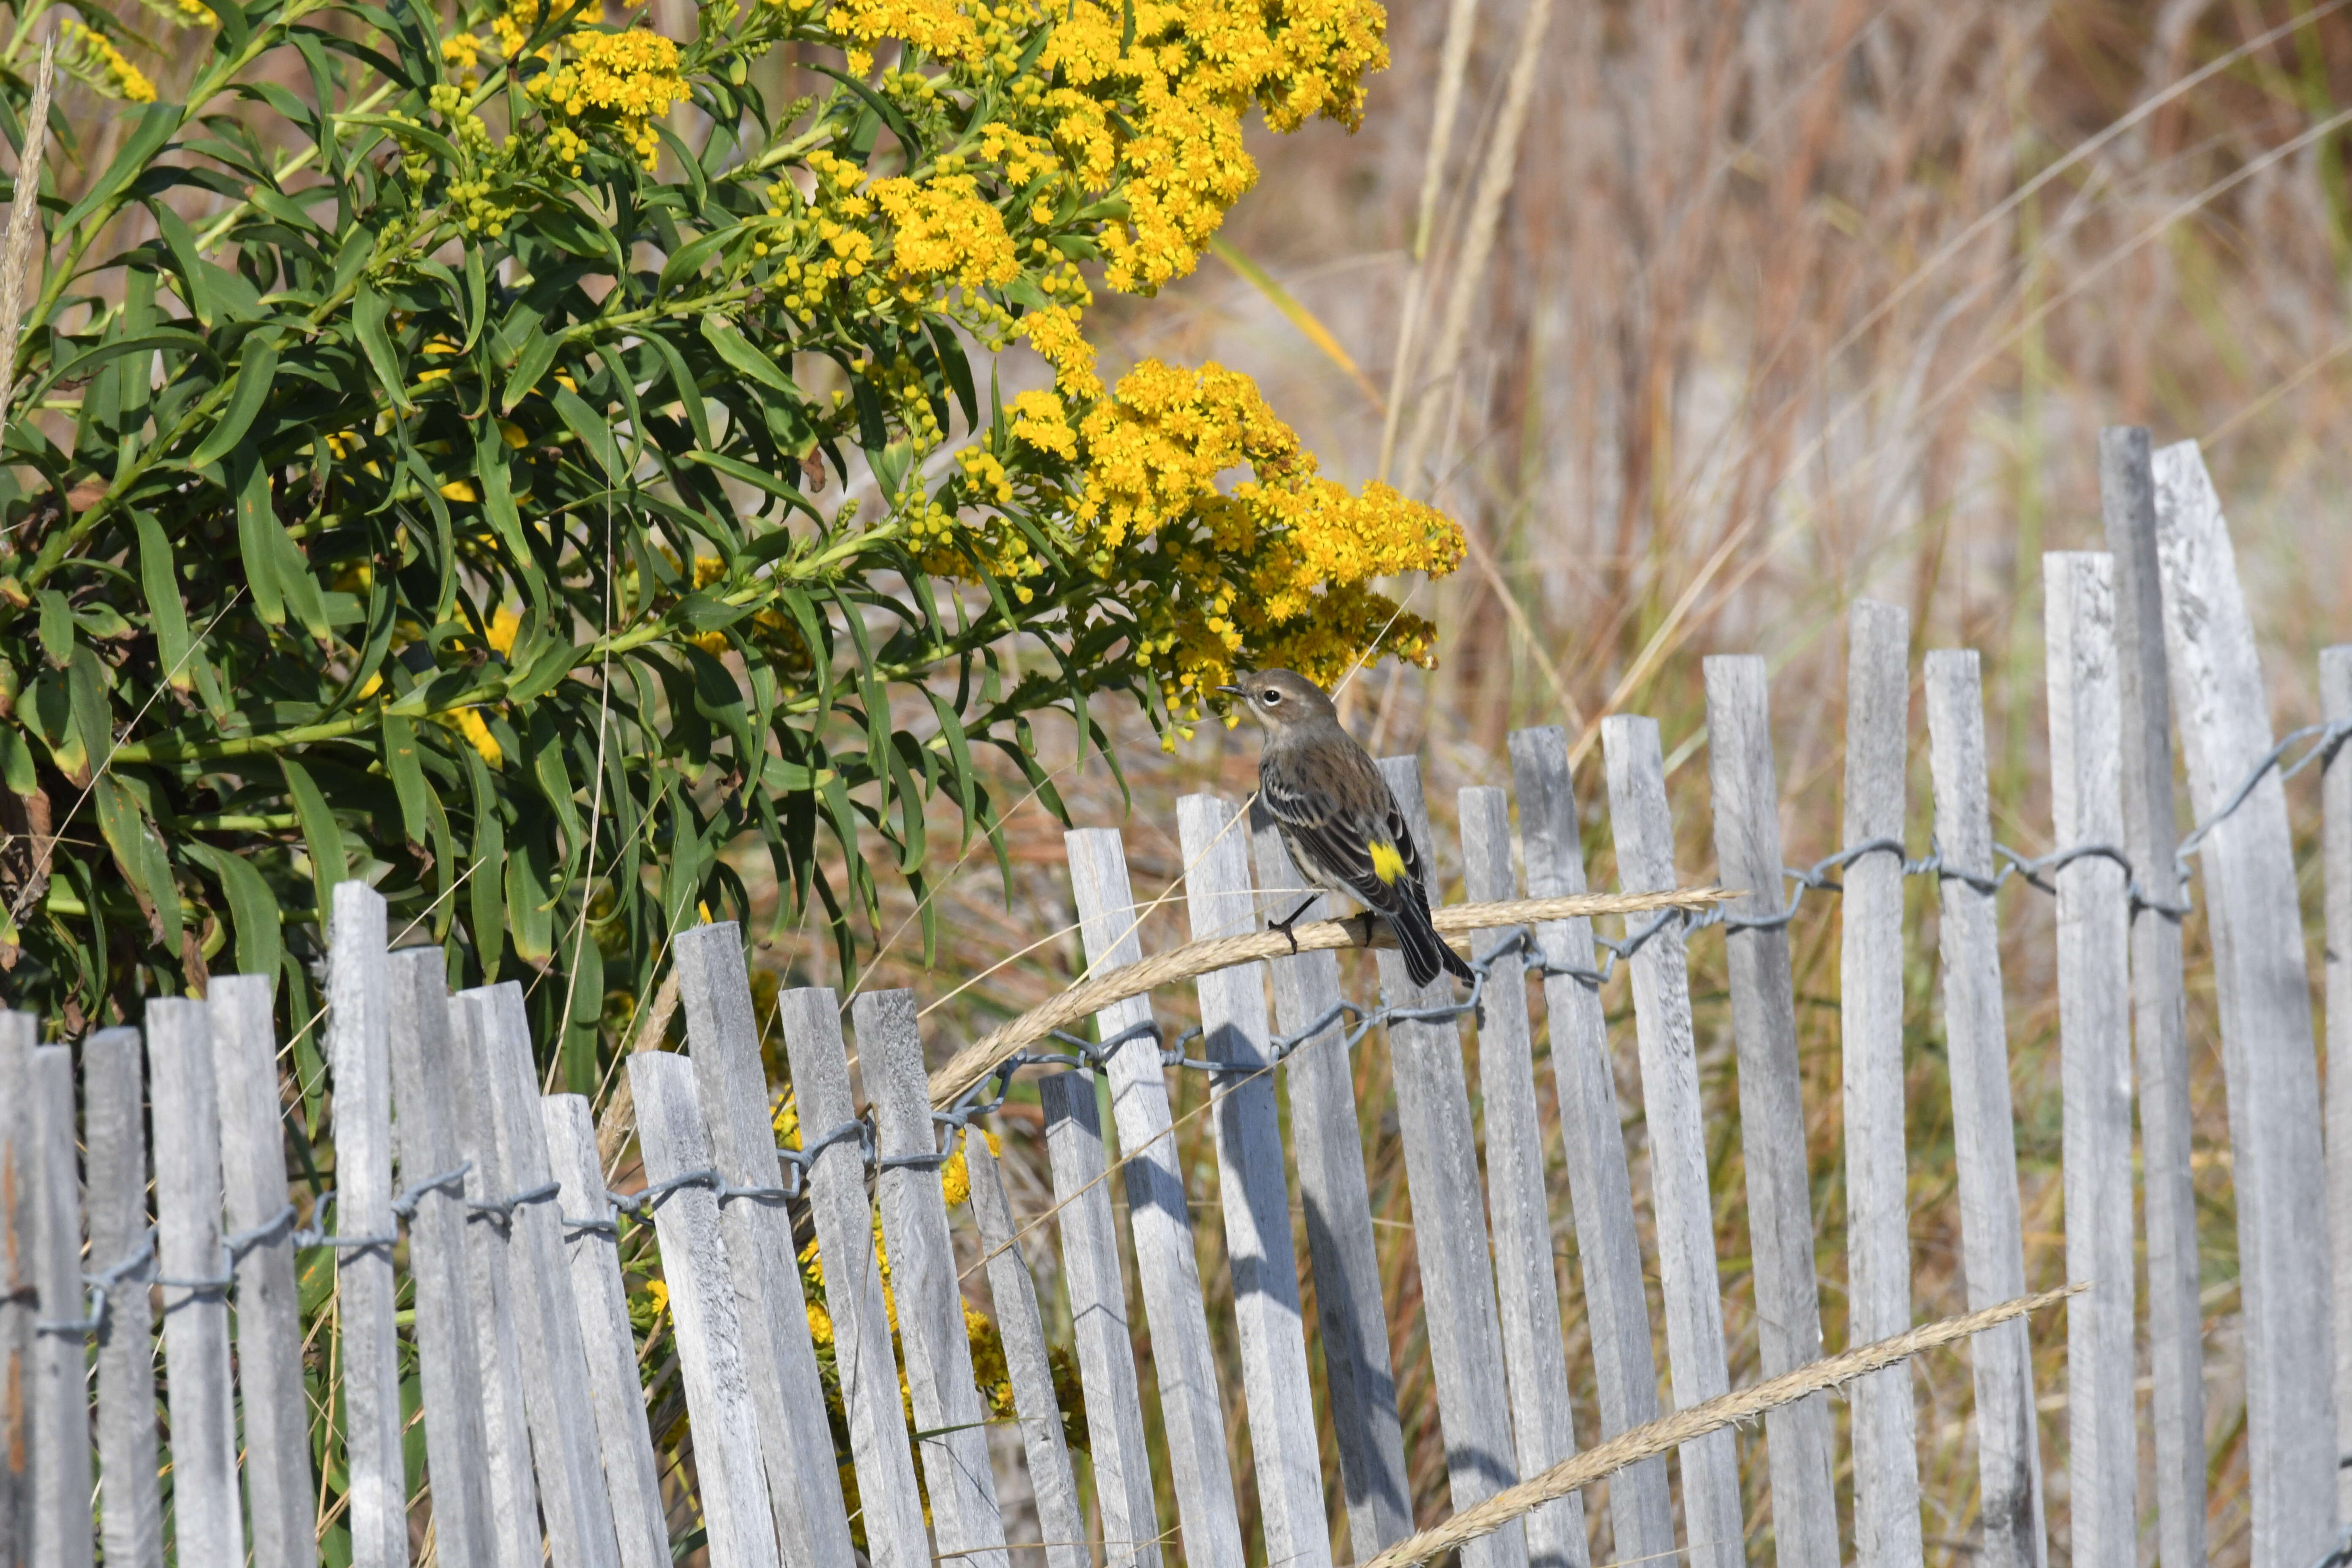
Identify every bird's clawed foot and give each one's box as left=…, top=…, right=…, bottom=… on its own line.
left=1267, top=896, right=1318, bottom=956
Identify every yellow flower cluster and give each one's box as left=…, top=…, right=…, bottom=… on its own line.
left=58, top=19, right=156, bottom=103
left=1034, top=0, right=1388, bottom=293
left=870, top=174, right=1018, bottom=298
left=1073, top=360, right=1459, bottom=722
left=1074, top=360, right=1293, bottom=549
left=529, top=27, right=690, bottom=170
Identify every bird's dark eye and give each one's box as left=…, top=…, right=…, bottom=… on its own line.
left=1261, top=688, right=1282, bottom=705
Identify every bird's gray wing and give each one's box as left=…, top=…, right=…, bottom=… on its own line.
left=1260, top=741, right=1419, bottom=918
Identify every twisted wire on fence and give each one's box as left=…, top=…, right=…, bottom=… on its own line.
left=36, top=716, right=2350, bottom=1346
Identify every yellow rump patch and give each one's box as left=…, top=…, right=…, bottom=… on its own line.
left=1369, top=840, right=1407, bottom=885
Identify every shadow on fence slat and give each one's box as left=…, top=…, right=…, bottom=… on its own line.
left=10, top=424, right=2352, bottom=1568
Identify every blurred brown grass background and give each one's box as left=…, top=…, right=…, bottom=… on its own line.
left=770, top=3, right=2352, bottom=1563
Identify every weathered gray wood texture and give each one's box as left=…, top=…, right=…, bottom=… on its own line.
left=542, top=1093, right=672, bottom=1568
left=1247, top=807, right=1413, bottom=1563
left=28, top=1041, right=91, bottom=1568
left=2324, top=642, right=2352, bottom=1524
left=1599, top=720, right=1743, bottom=1568
left=1701, top=656, right=1840, bottom=1568
left=964, top=1131, right=1089, bottom=1568
left=775, top=986, right=932, bottom=1568
left=144, top=997, right=246, bottom=1568
left=82, top=1027, right=162, bottom=1568
left=1838, top=602, right=1925, bottom=1568
left=627, top=1051, right=781, bottom=1568
left=1457, top=785, right=1588, bottom=1568
left=209, top=974, right=318, bottom=1568
left=1037, top=1068, right=1163, bottom=1568
left=384, top=947, right=500, bottom=1568
left=2099, top=423, right=2207, bottom=1567
left=1924, top=651, right=2047, bottom=1568
left=861, top=988, right=1011, bottom=1568
left=0, top=1015, right=30, bottom=1568
left=457, top=983, right=622, bottom=1568
left=1176, top=793, right=1332, bottom=1568
left=2044, top=552, right=2140, bottom=1568
left=2153, top=438, right=2338, bottom=1565
left=1064, top=828, right=1245, bottom=1568
left=673, top=922, right=856, bottom=1568
left=327, top=884, right=408, bottom=1568
left=444, top=976, right=548, bottom=1568
left=1507, top=724, right=1677, bottom=1565
left=1373, top=757, right=1530, bottom=1568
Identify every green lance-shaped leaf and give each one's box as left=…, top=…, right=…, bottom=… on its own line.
left=93, top=777, right=182, bottom=961
left=35, top=590, right=74, bottom=668
left=552, top=385, right=622, bottom=483
left=185, top=840, right=283, bottom=987
left=0, top=726, right=36, bottom=798
left=382, top=715, right=430, bottom=849
left=698, top=313, right=798, bottom=397
left=132, top=510, right=196, bottom=690
left=188, top=333, right=278, bottom=469
left=353, top=279, right=411, bottom=411
left=505, top=806, right=556, bottom=963
left=466, top=750, right=506, bottom=975
left=279, top=755, right=345, bottom=918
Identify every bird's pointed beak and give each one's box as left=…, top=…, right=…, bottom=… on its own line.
left=1214, top=684, right=1245, bottom=697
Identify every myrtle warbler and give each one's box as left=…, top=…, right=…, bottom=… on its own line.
left=1220, top=670, right=1472, bottom=988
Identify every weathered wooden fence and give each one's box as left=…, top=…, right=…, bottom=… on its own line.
left=3, top=430, right=2349, bottom=1568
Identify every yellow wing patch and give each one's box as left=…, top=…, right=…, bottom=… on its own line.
left=1369, top=840, right=1407, bottom=885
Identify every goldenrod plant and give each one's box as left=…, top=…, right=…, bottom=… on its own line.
left=0, top=0, right=1462, bottom=1066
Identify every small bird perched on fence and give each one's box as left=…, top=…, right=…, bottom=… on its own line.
left=1220, top=669, right=1473, bottom=989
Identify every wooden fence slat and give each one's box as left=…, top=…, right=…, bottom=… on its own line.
left=326, top=883, right=407, bottom=1568
left=439, top=978, right=571, bottom=1567
left=29, top=1041, right=91, bottom=1568
left=1456, top=786, right=1588, bottom=1568
left=860, top=988, right=1012, bottom=1568
left=2045, top=552, right=2141, bottom=1568
left=1597, top=722, right=1744, bottom=1568
left=1063, top=828, right=1247, bottom=1568
left=1924, top=651, right=2047, bottom=1568
left=208, top=974, right=318, bottom=1568
left=384, top=948, right=504, bottom=1568
left=2151, top=438, right=2338, bottom=1565
left=1506, top=724, right=1677, bottom=1565
left=1836, top=602, right=1926, bottom=1568
left=672, top=923, right=857, bottom=1568
left=1, top=1015, right=28, bottom=1568
left=455, top=983, right=622, bottom=1568
left=964, top=1126, right=1089, bottom=1568
left=541, top=1093, right=672, bottom=1568
left=1175, top=794, right=1332, bottom=1568
left=625, top=1051, right=782, bottom=1568
left=1372, top=757, right=1529, bottom=1568
left=1247, top=807, right=1414, bottom=1562
left=144, top=997, right=245, bottom=1568
left=774, top=986, right=932, bottom=1568
left=2323, top=642, right=2352, bottom=1522
left=1037, top=1069, right=1163, bottom=1568
left=1700, top=656, right=1841, bottom=1568
left=82, top=1027, right=162, bottom=1568
left=2099, top=423, right=2208, bottom=1566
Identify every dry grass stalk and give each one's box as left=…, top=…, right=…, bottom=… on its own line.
left=1363, top=1284, right=2086, bottom=1568
left=925, top=885, right=1730, bottom=1108
left=0, top=39, right=55, bottom=452
left=1374, top=0, right=1481, bottom=484
left=1392, top=0, right=1554, bottom=495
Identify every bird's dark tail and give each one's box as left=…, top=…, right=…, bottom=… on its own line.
left=1394, top=898, right=1474, bottom=988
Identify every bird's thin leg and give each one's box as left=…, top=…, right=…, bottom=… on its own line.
left=1266, top=896, right=1318, bottom=956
